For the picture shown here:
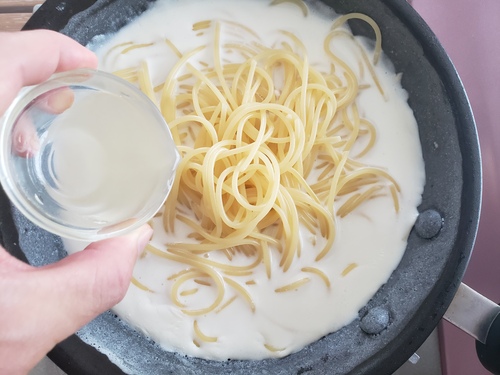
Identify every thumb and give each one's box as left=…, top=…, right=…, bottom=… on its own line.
left=38, top=224, right=153, bottom=341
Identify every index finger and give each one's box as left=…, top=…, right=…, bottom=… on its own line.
left=0, top=30, right=98, bottom=115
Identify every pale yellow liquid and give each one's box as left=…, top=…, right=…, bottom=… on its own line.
left=37, top=90, right=175, bottom=230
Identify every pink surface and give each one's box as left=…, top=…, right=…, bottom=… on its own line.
left=412, top=1, right=500, bottom=374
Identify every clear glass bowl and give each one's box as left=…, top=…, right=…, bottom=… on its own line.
left=0, top=69, right=180, bottom=241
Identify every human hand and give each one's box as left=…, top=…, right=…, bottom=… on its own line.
left=0, top=30, right=153, bottom=375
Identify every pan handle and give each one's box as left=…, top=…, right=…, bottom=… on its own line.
left=443, top=283, right=500, bottom=374
left=476, top=311, right=500, bottom=374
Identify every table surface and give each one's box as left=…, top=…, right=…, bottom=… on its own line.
left=0, top=0, right=44, bottom=31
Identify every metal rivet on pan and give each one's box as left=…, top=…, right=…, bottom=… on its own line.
left=414, top=209, right=443, bottom=239
left=360, top=306, right=390, bottom=335
left=408, top=353, right=421, bottom=364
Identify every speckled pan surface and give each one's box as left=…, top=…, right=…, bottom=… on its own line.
left=0, top=0, right=481, bottom=374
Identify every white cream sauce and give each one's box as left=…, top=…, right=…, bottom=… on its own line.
left=65, top=0, right=425, bottom=362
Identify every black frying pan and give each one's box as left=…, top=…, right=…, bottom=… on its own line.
left=0, top=0, right=481, bottom=374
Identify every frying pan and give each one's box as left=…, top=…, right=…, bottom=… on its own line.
left=0, top=0, right=483, bottom=374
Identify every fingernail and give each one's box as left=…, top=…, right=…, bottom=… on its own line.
left=46, top=88, right=75, bottom=114
left=13, top=126, right=40, bottom=156
left=136, top=224, right=153, bottom=256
